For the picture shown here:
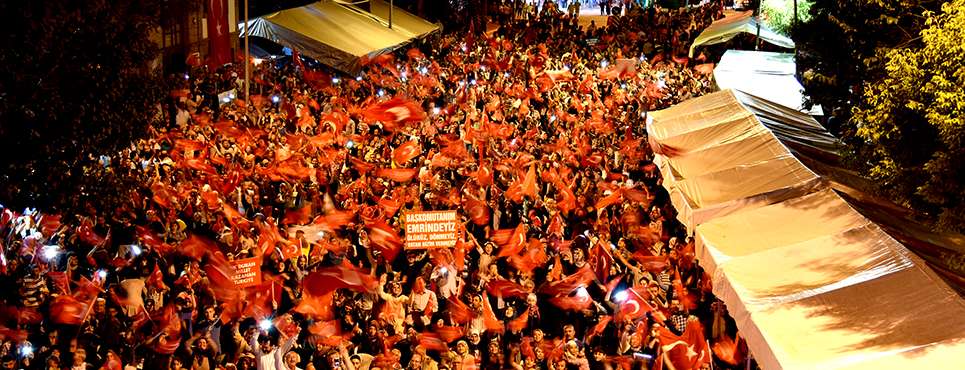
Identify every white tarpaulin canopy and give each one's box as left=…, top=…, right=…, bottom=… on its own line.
left=647, top=90, right=965, bottom=369
left=689, top=11, right=795, bottom=57
left=240, top=1, right=439, bottom=74
left=696, top=189, right=965, bottom=370
left=646, top=90, right=825, bottom=230
left=714, top=50, right=822, bottom=115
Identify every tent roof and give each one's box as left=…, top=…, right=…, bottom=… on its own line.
left=696, top=189, right=965, bottom=370
left=648, top=89, right=965, bottom=369
left=647, top=90, right=825, bottom=229
left=714, top=50, right=823, bottom=115
left=241, top=1, right=435, bottom=74
left=689, top=11, right=795, bottom=57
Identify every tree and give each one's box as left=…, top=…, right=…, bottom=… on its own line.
left=0, top=0, right=166, bottom=214
left=761, top=0, right=812, bottom=36
left=792, top=0, right=942, bottom=136
left=851, top=0, right=965, bottom=230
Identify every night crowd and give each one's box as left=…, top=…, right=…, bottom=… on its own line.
left=0, top=1, right=749, bottom=370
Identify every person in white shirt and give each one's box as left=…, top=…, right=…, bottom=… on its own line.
left=406, top=277, right=438, bottom=329
left=250, top=326, right=300, bottom=370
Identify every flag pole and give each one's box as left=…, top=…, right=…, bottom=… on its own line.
left=243, top=0, right=250, bottom=110
left=755, top=0, right=762, bottom=50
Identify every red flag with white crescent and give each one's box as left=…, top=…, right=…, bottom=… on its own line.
left=392, top=140, right=422, bottom=165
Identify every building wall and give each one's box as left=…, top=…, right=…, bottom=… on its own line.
left=158, top=0, right=241, bottom=72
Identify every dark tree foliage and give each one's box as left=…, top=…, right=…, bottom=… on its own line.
left=792, top=0, right=943, bottom=136
left=0, top=0, right=165, bottom=214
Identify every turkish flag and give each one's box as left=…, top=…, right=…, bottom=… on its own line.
left=588, top=316, right=613, bottom=343
left=548, top=293, right=593, bottom=311
left=407, top=47, right=426, bottom=61
left=48, top=271, right=71, bottom=295
left=366, top=221, right=404, bottom=261
left=203, top=253, right=240, bottom=302
left=538, top=266, right=596, bottom=297
left=617, top=286, right=655, bottom=321
left=101, top=358, right=123, bottom=370
left=673, top=268, right=699, bottom=311
left=0, top=327, right=27, bottom=342
left=76, top=223, right=106, bottom=247
left=446, top=296, right=474, bottom=324
left=50, top=295, right=89, bottom=325
left=283, top=203, right=313, bottom=225
left=548, top=173, right=577, bottom=214
left=273, top=315, right=300, bottom=338
left=360, top=97, right=427, bottom=130
left=294, top=292, right=335, bottom=320
left=182, top=157, right=217, bottom=175
left=185, top=52, right=202, bottom=67
left=463, top=193, right=491, bottom=226
left=506, top=165, right=538, bottom=203
left=713, top=333, right=745, bottom=365
left=418, top=333, right=449, bottom=352
left=507, top=242, right=548, bottom=274
left=178, top=234, right=219, bottom=260
left=307, top=319, right=341, bottom=336
left=481, top=293, right=504, bottom=334
left=392, top=140, right=422, bottom=164
left=313, top=209, right=357, bottom=232
left=659, top=318, right=712, bottom=370
left=205, top=0, right=231, bottom=67
left=147, top=264, right=168, bottom=291
left=39, top=214, right=62, bottom=238
left=486, top=122, right=515, bottom=139
left=348, top=156, right=376, bottom=174
left=630, top=254, right=670, bottom=272
left=435, top=326, right=465, bottom=343
left=375, top=167, right=419, bottom=183
left=599, top=58, right=638, bottom=80
left=320, top=110, right=350, bottom=133
left=273, top=159, right=313, bottom=180
left=470, top=161, right=491, bottom=187
left=589, top=242, right=615, bottom=282
left=153, top=305, right=183, bottom=354
left=508, top=310, right=529, bottom=332
left=486, top=279, right=530, bottom=298
left=377, top=196, right=403, bottom=218
left=492, top=224, right=527, bottom=257
left=302, top=260, right=378, bottom=296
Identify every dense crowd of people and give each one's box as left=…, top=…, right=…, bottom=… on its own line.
left=0, top=2, right=751, bottom=370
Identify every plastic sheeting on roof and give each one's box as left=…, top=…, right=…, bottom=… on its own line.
left=714, top=50, right=823, bottom=116
left=646, top=90, right=824, bottom=230
left=647, top=89, right=965, bottom=370
left=689, top=11, right=795, bottom=57
left=696, top=189, right=965, bottom=370
left=240, top=1, right=438, bottom=74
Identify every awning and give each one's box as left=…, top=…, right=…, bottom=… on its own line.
left=714, top=50, right=823, bottom=115
left=689, top=11, right=795, bottom=57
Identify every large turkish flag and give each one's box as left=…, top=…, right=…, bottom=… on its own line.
left=206, top=0, right=231, bottom=67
